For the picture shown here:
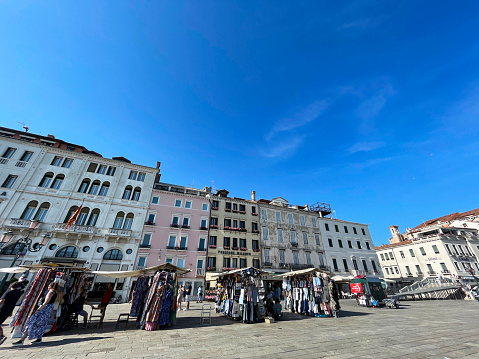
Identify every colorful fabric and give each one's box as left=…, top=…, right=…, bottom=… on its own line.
left=25, top=303, right=54, bottom=340
left=158, top=288, right=173, bottom=326
left=130, top=277, right=148, bottom=317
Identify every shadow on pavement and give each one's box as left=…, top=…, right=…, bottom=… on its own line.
left=0, top=336, right=109, bottom=350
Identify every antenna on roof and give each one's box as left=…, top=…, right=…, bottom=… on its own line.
left=16, top=121, right=29, bottom=132
left=189, top=179, right=194, bottom=188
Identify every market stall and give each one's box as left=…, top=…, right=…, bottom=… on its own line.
left=214, top=267, right=266, bottom=323
left=350, top=275, right=385, bottom=307
left=91, top=263, right=189, bottom=331
left=279, top=268, right=340, bottom=318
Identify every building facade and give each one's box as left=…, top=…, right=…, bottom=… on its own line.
left=205, top=189, right=261, bottom=285
left=319, top=218, right=382, bottom=280
left=257, top=198, right=328, bottom=274
left=376, top=221, right=479, bottom=284
left=137, top=182, right=210, bottom=295
left=0, top=127, right=159, bottom=299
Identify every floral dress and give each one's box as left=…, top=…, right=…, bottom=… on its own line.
left=25, top=292, right=56, bottom=340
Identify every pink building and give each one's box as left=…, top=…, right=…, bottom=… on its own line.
left=136, top=182, right=210, bottom=296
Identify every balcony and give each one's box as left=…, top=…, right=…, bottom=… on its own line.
left=53, top=223, right=96, bottom=234
left=166, top=246, right=187, bottom=250
left=0, top=158, right=9, bottom=165
left=212, top=207, right=219, bottom=210
left=200, top=226, right=208, bottom=230
left=240, top=247, right=247, bottom=251
left=166, top=246, right=176, bottom=249
left=196, top=268, right=205, bottom=276
left=139, top=244, right=151, bottom=249
left=181, top=225, right=190, bottom=229
left=224, top=246, right=230, bottom=249
left=108, top=228, right=132, bottom=237
left=144, top=221, right=155, bottom=226
left=239, top=211, right=246, bottom=214
left=225, top=208, right=231, bottom=212
left=252, top=248, right=260, bottom=252
left=170, top=223, right=179, bottom=228
left=9, top=218, right=34, bottom=228
left=263, top=262, right=272, bottom=267
left=209, top=244, right=217, bottom=249
left=252, top=212, right=258, bottom=216
left=252, top=229, right=259, bottom=233
left=291, top=242, right=298, bottom=247
left=232, top=210, right=239, bottom=213
left=210, top=225, right=219, bottom=229
left=15, top=160, right=27, bottom=168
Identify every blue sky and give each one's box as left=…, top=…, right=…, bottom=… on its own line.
left=1, top=1, right=479, bottom=245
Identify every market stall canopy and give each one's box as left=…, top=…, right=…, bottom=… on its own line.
left=0, top=263, right=90, bottom=273
left=91, top=263, right=190, bottom=278
left=0, top=266, right=27, bottom=274
left=276, top=267, right=330, bottom=277
left=380, top=277, right=397, bottom=283
left=213, top=267, right=267, bottom=278
left=331, top=274, right=354, bottom=282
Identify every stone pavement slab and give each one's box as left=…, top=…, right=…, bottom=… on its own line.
left=0, top=299, right=478, bottom=358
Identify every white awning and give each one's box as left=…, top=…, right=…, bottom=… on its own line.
left=91, top=263, right=190, bottom=278
left=0, top=266, right=28, bottom=274
left=276, top=267, right=330, bottom=277
left=380, top=277, right=397, bottom=283
left=331, top=275, right=354, bottom=281
left=214, top=267, right=265, bottom=277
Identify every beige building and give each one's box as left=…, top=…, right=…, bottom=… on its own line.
left=376, top=210, right=479, bottom=285
left=205, top=189, right=261, bottom=285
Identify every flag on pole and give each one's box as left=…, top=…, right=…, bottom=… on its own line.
left=65, top=202, right=83, bottom=229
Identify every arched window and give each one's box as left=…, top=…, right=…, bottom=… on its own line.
left=88, top=180, right=101, bottom=195
left=0, top=243, right=27, bottom=256
left=132, top=187, right=141, bottom=201
left=64, top=206, right=79, bottom=223
left=20, top=200, right=39, bottom=220
left=123, top=213, right=134, bottom=230
left=51, top=174, right=65, bottom=189
left=113, top=212, right=125, bottom=229
left=55, top=246, right=79, bottom=258
left=39, top=172, right=54, bottom=188
left=76, top=207, right=90, bottom=226
left=99, top=182, right=110, bottom=196
left=78, top=179, right=90, bottom=193
left=103, top=249, right=123, bottom=260
left=87, top=208, right=100, bottom=226
left=34, top=202, right=50, bottom=222
left=122, top=186, right=132, bottom=200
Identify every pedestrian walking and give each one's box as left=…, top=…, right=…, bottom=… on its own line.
left=177, top=285, right=184, bottom=310
left=13, top=282, right=59, bottom=345
left=197, top=286, right=203, bottom=303
left=0, top=282, right=24, bottom=345
left=98, top=283, right=113, bottom=326
left=184, top=282, right=191, bottom=310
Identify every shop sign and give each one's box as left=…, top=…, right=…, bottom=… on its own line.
left=218, top=250, right=251, bottom=256
left=350, top=282, right=363, bottom=294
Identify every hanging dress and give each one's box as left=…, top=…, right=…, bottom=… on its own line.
left=24, top=291, right=57, bottom=340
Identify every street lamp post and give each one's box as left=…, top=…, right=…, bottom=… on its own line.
left=0, top=220, right=51, bottom=293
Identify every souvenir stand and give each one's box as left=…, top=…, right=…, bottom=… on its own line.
left=91, top=263, right=189, bottom=331
left=8, top=263, right=91, bottom=337
left=350, top=275, right=385, bottom=307
left=279, top=268, right=340, bottom=318
left=215, top=267, right=266, bottom=323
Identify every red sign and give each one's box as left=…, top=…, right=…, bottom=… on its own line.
left=350, top=283, right=363, bottom=294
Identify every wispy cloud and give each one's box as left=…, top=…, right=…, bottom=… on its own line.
left=260, top=135, right=306, bottom=159
left=348, top=141, right=386, bottom=154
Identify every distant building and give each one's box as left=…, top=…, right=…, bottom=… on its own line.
left=376, top=209, right=479, bottom=285
left=257, top=198, right=329, bottom=274
left=137, top=182, right=210, bottom=295
left=0, top=126, right=159, bottom=298
left=205, top=189, right=261, bottom=286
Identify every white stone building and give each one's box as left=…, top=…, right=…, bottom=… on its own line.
left=0, top=126, right=159, bottom=299
left=319, top=218, right=382, bottom=280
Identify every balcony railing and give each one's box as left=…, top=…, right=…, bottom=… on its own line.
left=291, top=242, right=298, bottom=247
left=200, top=226, right=208, bottom=230
left=108, top=228, right=132, bottom=236
left=263, top=262, right=272, bottom=267
left=196, top=268, right=205, bottom=276
left=139, top=244, right=151, bottom=249
left=144, top=221, right=155, bottom=226
left=207, top=267, right=216, bottom=271
left=181, top=225, right=190, bottom=229
left=10, top=218, right=33, bottom=228
left=170, top=223, right=179, bottom=228
left=0, top=158, right=9, bottom=165
left=15, top=160, right=27, bottom=168
left=53, top=223, right=96, bottom=234
left=197, top=247, right=206, bottom=251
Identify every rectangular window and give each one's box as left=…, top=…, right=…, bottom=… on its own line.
left=395, top=267, right=399, bottom=274
left=262, top=227, right=269, bottom=240
left=198, top=238, right=206, bottom=250
left=129, top=171, right=138, bottom=180
left=174, top=199, right=182, bottom=207
left=344, top=226, right=348, bottom=233
left=300, top=215, right=305, bottom=226
left=21, top=151, right=33, bottom=162
left=365, top=242, right=371, bottom=250
left=314, top=234, right=320, bottom=245
left=415, top=265, right=422, bottom=274
left=137, top=257, right=146, bottom=267
left=177, top=258, right=185, bottom=268
left=328, top=238, right=333, bottom=247
left=240, top=238, right=246, bottom=248
left=400, top=251, right=405, bottom=258
left=338, top=239, right=343, bottom=248
left=353, top=227, right=357, bottom=235
left=209, top=236, right=217, bottom=246
left=212, top=200, right=219, bottom=209
left=371, top=260, right=377, bottom=272
left=141, top=234, right=151, bottom=246
left=97, top=165, right=107, bottom=174
left=264, top=249, right=271, bottom=263
left=171, top=215, right=179, bottom=225
left=357, top=241, right=362, bottom=249
left=233, top=203, right=238, bottom=211
left=312, top=218, right=317, bottom=227
left=253, top=258, right=260, bottom=268
left=179, top=236, right=187, bottom=249
left=318, top=253, right=324, bottom=266
left=405, top=266, right=412, bottom=275
left=151, top=196, right=159, bottom=204
left=361, top=228, right=366, bottom=235
left=261, top=209, right=267, bottom=220
left=202, top=203, right=208, bottom=211
left=290, top=231, right=297, bottom=243
left=232, top=238, right=238, bottom=248
left=352, top=259, right=359, bottom=271
left=279, top=249, right=285, bottom=264
left=342, top=259, right=349, bottom=271
left=231, top=258, right=238, bottom=269
left=332, top=258, right=339, bottom=271
left=87, top=163, right=98, bottom=172
left=335, top=225, right=339, bottom=232
left=380, top=253, right=385, bottom=261
left=325, top=223, right=330, bottom=231
left=207, top=257, right=216, bottom=268
left=137, top=172, right=145, bottom=181
left=275, top=211, right=282, bottom=223
left=389, top=251, right=394, bottom=260
left=225, top=202, right=232, bottom=210
left=106, top=166, right=116, bottom=176
left=427, top=264, right=434, bottom=274
left=385, top=268, right=390, bottom=275
left=420, top=247, right=426, bottom=256
left=147, top=213, right=156, bottom=223
left=292, top=251, right=299, bottom=265
left=440, top=262, right=448, bottom=272
left=348, top=240, right=353, bottom=249
left=239, top=220, right=245, bottom=229
left=362, top=259, right=368, bottom=271
left=252, top=240, right=259, bottom=250
left=51, top=156, right=63, bottom=166
left=385, top=253, right=389, bottom=260
left=2, top=147, right=16, bottom=158
left=251, top=206, right=257, bottom=214
left=432, top=245, right=439, bottom=254
left=2, top=175, right=17, bottom=188
left=277, top=229, right=283, bottom=242
left=201, top=218, right=207, bottom=228
left=168, top=235, right=176, bottom=248
left=306, top=252, right=312, bottom=265
left=185, top=201, right=192, bottom=209
left=223, top=237, right=230, bottom=248
left=302, top=232, right=308, bottom=244
left=224, top=218, right=231, bottom=228
left=288, top=213, right=294, bottom=224
left=182, top=217, right=190, bottom=227
left=252, top=222, right=258, bottom=231
left=409, top=249, right=415, bottom=257
left=165, top=257, right=173, bottom=264
left=62, top=158, right=73, bottom=168
left=239, top=204, right=246, bottom=212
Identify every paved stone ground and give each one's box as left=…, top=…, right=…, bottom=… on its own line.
left=1, top=299, right=479, bottom=359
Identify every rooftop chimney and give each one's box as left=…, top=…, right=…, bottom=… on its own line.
left=47, top=134, right=55, bottom=139
left=251, top=191, right=256, bottom=201
left=304, top=204, right=309, bottom=211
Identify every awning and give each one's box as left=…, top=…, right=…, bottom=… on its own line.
left=0, top=263, right=90, bottom=273
left=91, top=263, right=190, bottom=278
left=331, top=275, right=354, bottom=282
left=380, top=277, right=397, bottom=283
left=213, top=267, right=265, bottom=278
left=0, top=266, right=28, bottom=274
left=276, top=267, right=330, bottom=277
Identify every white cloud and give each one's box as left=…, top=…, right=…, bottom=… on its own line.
left=260, top=135, right=305, bottom=159
left=348, top=141, right=386, bottom=154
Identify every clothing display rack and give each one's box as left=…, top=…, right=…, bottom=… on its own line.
left=280, top=268, right=340, bottom=318
left=215, top=267, right=265, bottom=324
